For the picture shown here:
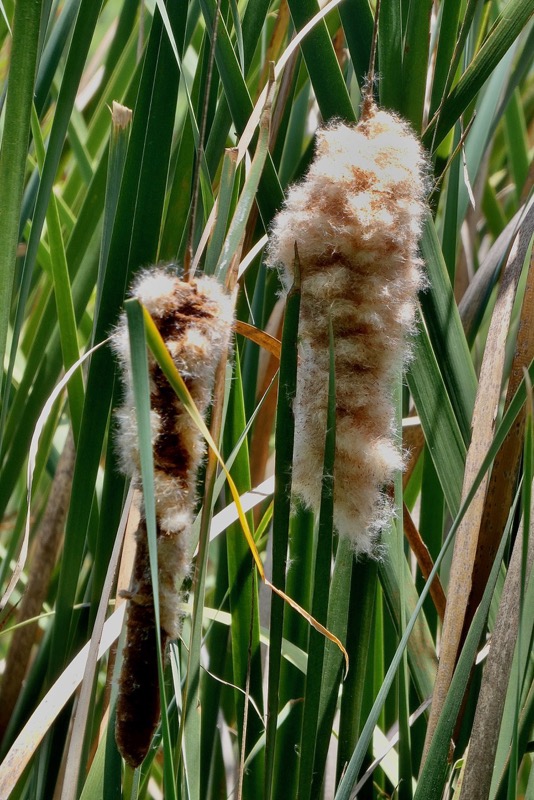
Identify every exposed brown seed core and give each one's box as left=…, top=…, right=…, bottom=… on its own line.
left=115, top=518, right=169, bottom=768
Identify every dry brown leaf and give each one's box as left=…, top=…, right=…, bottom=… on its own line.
left=234, top=319, right=282, bottom=360
left=422, top=198, right=534, bottom=763
left=403, top=504, right=447, bottom=622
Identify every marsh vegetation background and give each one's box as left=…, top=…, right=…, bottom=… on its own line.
left=0, top=0, right=533, bottom=798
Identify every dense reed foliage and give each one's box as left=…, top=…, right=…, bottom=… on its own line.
left=0, top=1, right=533, bottom=798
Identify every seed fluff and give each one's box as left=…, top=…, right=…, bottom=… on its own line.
left=268, top=102, right=427, bottom=556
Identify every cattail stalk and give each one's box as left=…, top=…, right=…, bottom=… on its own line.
left=268, top=102, right=427, bottom=555
left=111, top=269, right=233, bottom=766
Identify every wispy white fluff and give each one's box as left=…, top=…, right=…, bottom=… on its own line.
left=268, top=104, right=427, bottom=556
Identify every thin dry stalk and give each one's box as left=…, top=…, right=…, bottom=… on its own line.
left=459, top=495, right=534, bottom=800
left=422, top=205, right=533, bottom=763
left=0, top=431, right=75, bottom=740
left=464, top=244, right=534, bottom=637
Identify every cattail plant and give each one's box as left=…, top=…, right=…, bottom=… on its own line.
left=268, top=100, right=427, bottom=556
left=111, top=268, right=233, bottom=766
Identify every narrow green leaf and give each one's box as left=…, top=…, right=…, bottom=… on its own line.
left=0, top=0, right=12, bottom=34
left=311, top=535, right=353, bottom=796
left=378, top=0, right=403, bottom=111
left=199, top=544, right=230, bottom=799
left=456, top=44, right=516, bottom=227
left=504, top=88, right=529, bottom=204
left=67, top=107, right=93, bottom=186
left=418, top=449, right=445, bottom=639
left=393, top=374, right=412, bottom=800
left=424, top=0, right=534, bottom=150
left=432, top=0, right=480, bottom=126
left=401, top=0, right=433, bottom=130
left=440, top=123, right=462, bottom=280
left=224, top=355, right=264, bottom=798
left=265, top=264, right=301, bottom=800
left=429, top=0, right=462, bottom=119
left=420, top=214, right=477, bottom=445
left=0, top=0, right=43, bottom=435
left=379, top=545, right=437, bottom=704
left=203, top=0, right=271, bottom=176
left=199, top=0, right=284, bottom=222
left=286, top=0, right=355, bottom=122
left=204, top=149, right=239, bottom=275
left=34, top=0, right=81, bottom=115
left=297, top=315, right=336, bottom=800
left=89, top=105, right=133, bottom=613
left=94, top=102, right=132, bottom=324
left=270, top=505, right=314, bottom=797
left=338, top=0, right=373, bottom=89
left=125, top=299, right=176, bottom=796
left=407, top=314, right=466, bottom=517
left=336, top=559, right=377, bottom=783
left=215, top=74, right=274, bottom=281
left=30, top=107, right=84, bottom=440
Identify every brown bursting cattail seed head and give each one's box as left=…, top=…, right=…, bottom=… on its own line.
left=112, top=268, right=233, bottom=766
left=112, top=269, right=234, bottom=635
left=268, top=103, right=427, bottom=557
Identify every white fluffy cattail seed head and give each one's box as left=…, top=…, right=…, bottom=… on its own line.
left=268, top=103, right=427, bottom=556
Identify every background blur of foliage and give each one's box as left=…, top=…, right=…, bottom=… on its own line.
left=0, top=0, right=533, bottom=798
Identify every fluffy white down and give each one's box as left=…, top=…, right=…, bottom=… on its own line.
left=268, top=105, right=427, bottom=555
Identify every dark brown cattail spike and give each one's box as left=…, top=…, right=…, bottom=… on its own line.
left=112, top=268, right=233, bottom=766
left=115, top=517, right=169, bottom=767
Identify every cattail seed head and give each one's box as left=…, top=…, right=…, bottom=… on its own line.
left=112, top=270, right=233, bottom=614
left=112, top=268, right=233, bottom=765
left=268, top=103, right=427, bottom=556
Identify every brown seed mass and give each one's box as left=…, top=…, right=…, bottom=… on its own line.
left=111, top=269, right=233, bottom=766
